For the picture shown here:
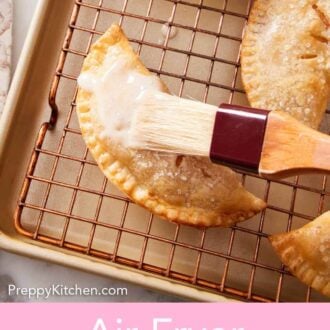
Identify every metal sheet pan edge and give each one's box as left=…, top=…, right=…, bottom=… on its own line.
left=0, top=0, right=235, bottom=303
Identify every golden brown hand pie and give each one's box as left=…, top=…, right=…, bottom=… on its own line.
left=270, top=212, right=330, bottom=297
left=241, top=0, right=330, bottom=129
left=76, top=24, right=266, bottom=227
left=242, top=0, right=330, bottom=297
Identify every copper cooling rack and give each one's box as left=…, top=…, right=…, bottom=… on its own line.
left=14, top=0, right=330, bottom=302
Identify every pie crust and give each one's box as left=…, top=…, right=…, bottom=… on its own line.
left=270, top=212, right=330, bottom=297
left=76, top=24, right=266, bottom=227
left=241, top=0, right=330, bottom=129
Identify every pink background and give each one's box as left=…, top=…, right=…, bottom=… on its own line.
left=0, top=303, right=327, bottom=329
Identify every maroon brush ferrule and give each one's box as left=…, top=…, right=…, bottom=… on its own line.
left=210, top=104, right=270, bottom=172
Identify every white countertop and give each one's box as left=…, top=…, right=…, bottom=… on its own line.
left=0, top=0, right=180, bottom=302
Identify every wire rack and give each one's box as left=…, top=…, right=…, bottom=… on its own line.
left=14, top=0, right=330, bottom=302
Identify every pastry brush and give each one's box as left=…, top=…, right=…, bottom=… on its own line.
left=129, top=94, right=330, bottom=179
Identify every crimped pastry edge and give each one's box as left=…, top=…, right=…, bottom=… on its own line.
left=241, top=0, right=329, bottom=129
left=270, top=229, right=330, bottom=298
left=76, top=24, right=266, bottom=227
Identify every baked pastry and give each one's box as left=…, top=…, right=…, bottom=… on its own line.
left=241, top=0, right=330, bottom=129
left=76, top=24, right=266, bottom=227
left=270, top=212, right=330, bottom=297
left=242, top=0, right=330, bottom=297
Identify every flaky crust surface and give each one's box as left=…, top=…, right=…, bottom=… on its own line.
left=270, top=212, right=330, bottom=297
left=241, top=0, right=330, bottom=129
left=76, top=24, right=266, bottom=227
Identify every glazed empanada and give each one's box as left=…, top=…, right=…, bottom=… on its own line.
left=241, top=0, right=330, bottom=129
left=270, top=212, right=330, bottom=297
left=76, top=24, right=266, bottom=227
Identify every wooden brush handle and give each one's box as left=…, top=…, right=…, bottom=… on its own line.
left=260, top=111, right=330, bottom=179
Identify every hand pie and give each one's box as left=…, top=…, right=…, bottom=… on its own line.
left=270, top=212, right=330, bottom=297
left=76, top=24, right=266, bottom=227
left=241, top=0, right=330, bottom=129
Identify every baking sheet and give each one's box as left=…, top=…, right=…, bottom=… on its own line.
left=1, top=0, right=329, bottom=302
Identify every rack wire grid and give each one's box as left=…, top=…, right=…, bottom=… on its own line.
left=14, top=0, right=330, bottom=302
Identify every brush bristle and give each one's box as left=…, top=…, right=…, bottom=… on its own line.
left=129, top=92, right=217, bottom=156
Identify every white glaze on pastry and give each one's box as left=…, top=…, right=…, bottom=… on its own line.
left=78, top=49, right=164, bottom=146
left=76, top=24, right=266, bottom=227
